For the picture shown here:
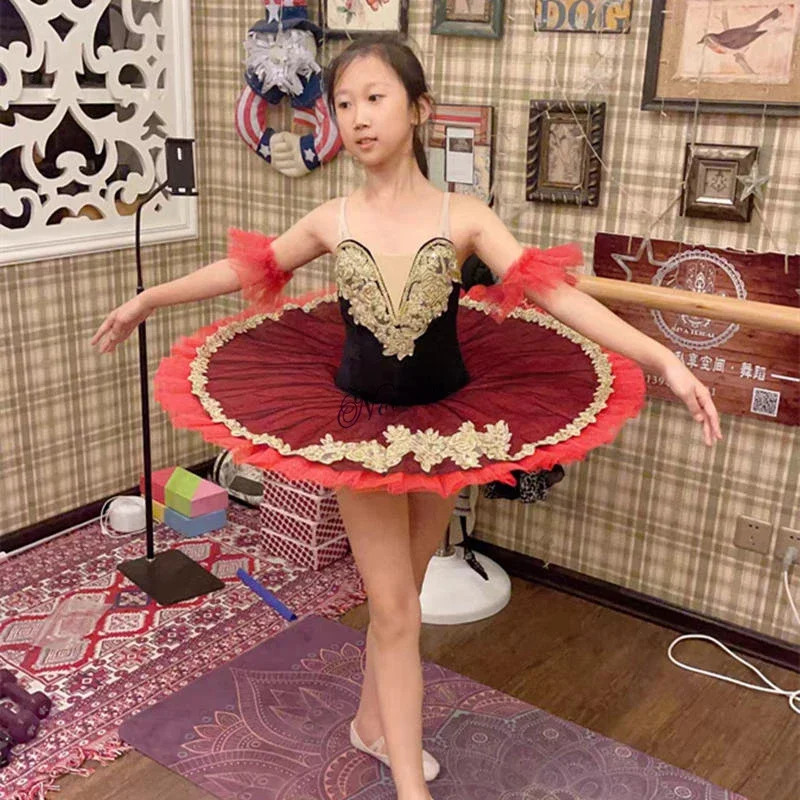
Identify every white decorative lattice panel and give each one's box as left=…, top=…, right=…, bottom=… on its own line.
left=0, top=0, right=196, bottom=265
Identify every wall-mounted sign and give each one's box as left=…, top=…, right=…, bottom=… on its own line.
left=593, top=234, right=799, bottom=426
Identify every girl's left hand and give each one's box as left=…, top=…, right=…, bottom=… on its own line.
left=660, top=356, right=723, bottom=446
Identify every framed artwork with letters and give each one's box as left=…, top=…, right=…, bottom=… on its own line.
left=533, top=0, right=633, bottom=33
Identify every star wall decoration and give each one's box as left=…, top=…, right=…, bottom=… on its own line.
left=610, top=238, right=667, bottom=280
left=579, top=59, right=619, bottom=95
left=736, top=163, right=770, bottom=202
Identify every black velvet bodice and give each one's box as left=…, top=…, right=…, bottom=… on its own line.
left=335, top=283, right=470, bottom=406
left=332, top=237, right=470, bottom=407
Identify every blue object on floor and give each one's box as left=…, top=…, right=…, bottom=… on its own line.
left=237, top=568, right=297, bottom=621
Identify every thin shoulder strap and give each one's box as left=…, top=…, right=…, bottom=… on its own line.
left=439, top=192, right=450, bottom=238
left=338, top=196, right=350, bottom=241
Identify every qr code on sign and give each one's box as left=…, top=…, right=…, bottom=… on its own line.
left=751, top=387, right=780, bottom=417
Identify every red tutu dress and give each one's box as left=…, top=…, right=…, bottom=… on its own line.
left=153, top=193, right=646, bottom=496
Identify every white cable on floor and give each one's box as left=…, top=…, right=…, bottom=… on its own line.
left=667, top=549, right=800, bottom=715
left=0, top=496, right=145, bottom=563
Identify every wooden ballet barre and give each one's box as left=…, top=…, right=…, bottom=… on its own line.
left=573, top=275, right=800, bottom=335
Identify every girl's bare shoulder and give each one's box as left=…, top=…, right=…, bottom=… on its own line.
left=449, top=192, right=490, bottom=256
left=308, top=196, right=346, bottom=253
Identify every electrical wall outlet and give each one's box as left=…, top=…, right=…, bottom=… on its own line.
left=734, top=515, right=773, bottom=555
left=774, top=526, right=800, bottom=562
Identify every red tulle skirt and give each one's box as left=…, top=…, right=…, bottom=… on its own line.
left=153, top=285, right=646, bottom=497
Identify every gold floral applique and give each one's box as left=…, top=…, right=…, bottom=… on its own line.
left=335, top=238, right=461, bottom=360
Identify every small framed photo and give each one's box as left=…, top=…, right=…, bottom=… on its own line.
left=425, top=104, right=494, bottom=203
left=320, top=0, right=408, bottom=39
left=533, top=0, right=633, bottom=33
left=681, top=143, right=758, bottom=222
left=525, top=100, right=605, bottom=207
left=431, top=0, right=505, bottom=38
left=642, top=0, right=800, bottom=116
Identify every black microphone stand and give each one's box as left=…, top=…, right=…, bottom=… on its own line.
left=118, top=139, right=225, bottom=605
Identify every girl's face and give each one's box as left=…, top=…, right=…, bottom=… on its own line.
left=333, top=53, right=428, bottom=165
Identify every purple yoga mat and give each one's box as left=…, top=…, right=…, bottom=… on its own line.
left=119, top=613, right=746, bottom=799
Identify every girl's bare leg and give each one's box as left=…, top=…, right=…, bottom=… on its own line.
left=336, top=486, right=438, bottom=799
left=354, top=491, right=459, bottom=744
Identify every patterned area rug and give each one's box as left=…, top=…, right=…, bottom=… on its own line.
left=119, top=614, right=747, bottom=800
left=0, top=505, right=367, bottom=800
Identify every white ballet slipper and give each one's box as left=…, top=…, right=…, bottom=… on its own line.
left=349, top=718, right=440, bottom=782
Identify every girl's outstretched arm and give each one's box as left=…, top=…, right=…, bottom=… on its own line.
left=462, top=197, right=723, bottom=446
left=90, top=200, right=334, bottom=354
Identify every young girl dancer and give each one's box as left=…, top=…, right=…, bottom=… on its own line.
left=92, top=34, right=722, bottom=800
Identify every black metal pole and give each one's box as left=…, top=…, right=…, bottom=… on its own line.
left=119, top=151, right=223, bottom=606
left=134, top=181, right=168, bottom=562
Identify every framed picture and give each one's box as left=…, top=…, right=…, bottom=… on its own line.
left=533, top=0, right=633, bottom=33
left=431, top=0, right=505, bottom=38
left=525, top=100, right=605, bottom=206
left=424, top=104, right=494, bottom=203
left=681, top=143, right=758, bottom=222
left=642, top=0, right=800, bottom=116
left=320, top=0, right=408, bottom=39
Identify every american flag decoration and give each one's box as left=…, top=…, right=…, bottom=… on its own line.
left=234, top=0, right=342, bottom=174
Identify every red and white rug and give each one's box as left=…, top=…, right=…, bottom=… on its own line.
left=0, top=504, right=366, bottom=800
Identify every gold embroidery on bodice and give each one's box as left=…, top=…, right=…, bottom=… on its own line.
left=335, top=237, right=461, bottom=360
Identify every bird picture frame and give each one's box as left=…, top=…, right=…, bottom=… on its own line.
left=641, top=0, right=800, bottom=117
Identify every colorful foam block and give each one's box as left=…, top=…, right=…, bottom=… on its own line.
left=152, top=499, right=165, bottom=523
left=163, top=507, right=227, bottom=538
left=164, top=467, right=229, bottom=518
left=139, top=466, right=177, bottom=506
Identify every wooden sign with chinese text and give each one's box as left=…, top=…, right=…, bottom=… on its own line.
left=593, top=234, right=799, bottom=426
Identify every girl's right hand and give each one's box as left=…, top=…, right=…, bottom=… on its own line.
left=90, top=293, right=153, bottom=354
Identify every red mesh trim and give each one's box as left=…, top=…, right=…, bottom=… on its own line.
left=463, top=243, right=583, bottom=323
left=227, top=227, right=292, bottom=313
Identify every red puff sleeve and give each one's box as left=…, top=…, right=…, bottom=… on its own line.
left=227, top=227, right=293, bottom=312
left=465, top=243, right=584, bottom=323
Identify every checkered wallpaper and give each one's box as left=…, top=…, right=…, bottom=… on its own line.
left=1, top=1, right=797, bottom=644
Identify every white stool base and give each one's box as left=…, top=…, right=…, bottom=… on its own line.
left=419, top=548, right=511, bottom=625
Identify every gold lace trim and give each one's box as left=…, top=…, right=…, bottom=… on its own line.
left=335, top=238, right=461, bottom=360
left=187, top=293, right=616, bottom=474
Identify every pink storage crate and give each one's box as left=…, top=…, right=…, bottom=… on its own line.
left=260, top=527, right=351, bottom=571
left=259, top=503, right=346, bottom=547
left=261, top=471, right=341, bottom=521
left=259, top=470, right=350, bottom=570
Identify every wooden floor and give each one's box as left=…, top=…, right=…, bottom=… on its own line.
left=48, top=577, right=798, bottom=800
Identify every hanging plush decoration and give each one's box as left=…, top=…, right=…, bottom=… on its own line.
left=234, top=0, right=342, bottom=178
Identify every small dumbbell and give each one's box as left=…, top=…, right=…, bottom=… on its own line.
left=0, top=669, right=52, bottom=719
left=0, top=726, right=12, bottom=769
left=0, top=702, right=39, bottom=744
